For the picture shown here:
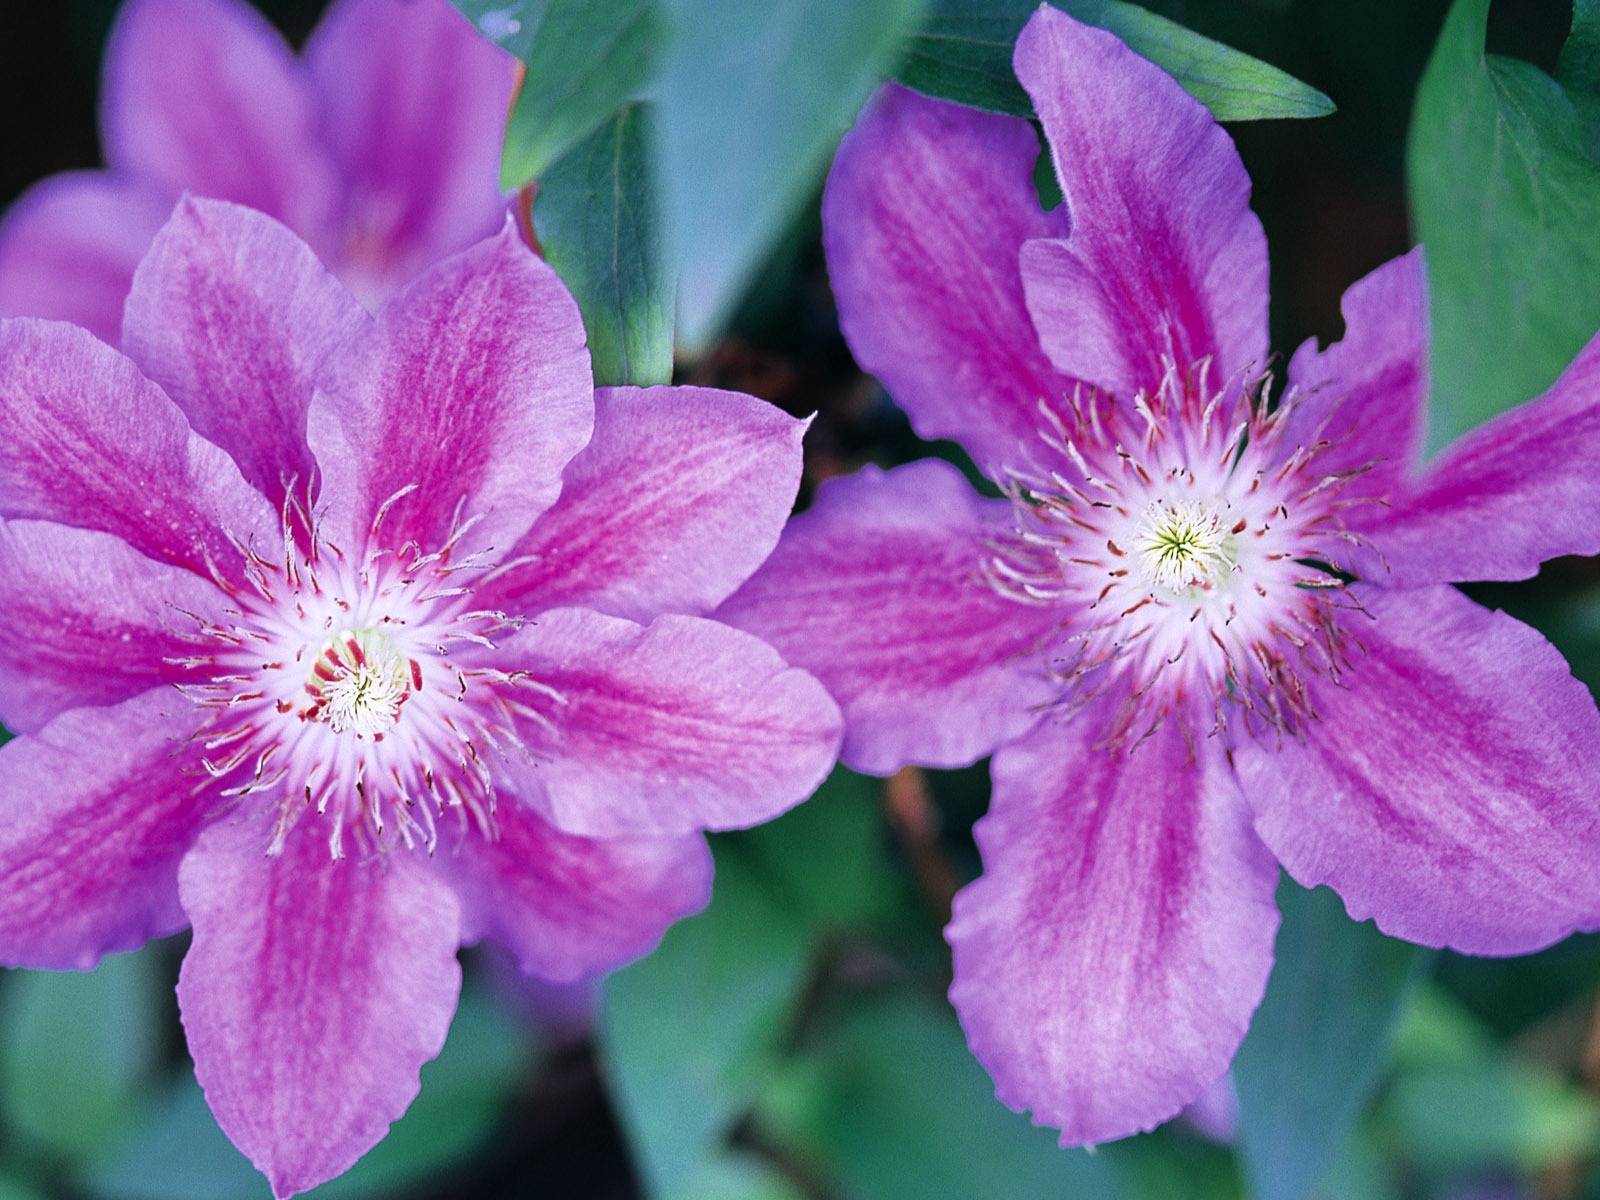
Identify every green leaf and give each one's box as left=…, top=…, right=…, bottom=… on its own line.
left=601, top=846, right=815, bottom=1195
left=535, top=103, right=673, bottom=387
left=728, top=767, right=890, bottom=930
left=663, top=1156, right=805, bottom=1200
left=653, top=0, right=928, bottom=350
left=755, top=992, right=1132, bottom=1200
left=0, top=1177, right=48, bottom=1200
left=1379, top=986, right=1600, bottom=1172
left=0, top=949, right=165, bottom=1162
left=1232, top=879, right=1428, bottom=1200
left=452, top=0, right=663, bottom=187
left=1408, top=0, right=1600, bottom=452
left=897, top=0, right=1334, bottom=122
left=1559, top=0, right=1600, bottom=156
left=80, top=1076, right=266, bottom=1200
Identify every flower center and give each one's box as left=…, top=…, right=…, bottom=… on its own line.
left=171, top=489, right=562, bottom=860
left=984, top=365, right=1374, bottom=749
left=304, top=628, right=416, bottom=737
left=1132, top=499, right=1238, bottom=595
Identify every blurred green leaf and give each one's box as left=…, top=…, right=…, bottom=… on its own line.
left=1380, top=986, right=1600, bottom=1172
left=663, top=1156, right=805, bottom=1200
left=730, top=767, right=890, bottom=930
left=653, top=0, right=927, bottom=350
left=0, top=1174, right=48, bottom=1200
left=1233, top=879, right=1427, bottom=1200
left=1384, top=1062, right=1600, bottom=1172
left=897, top=0, right=1334, bottom=122
left=756, top=991, right=1131, bottom=1200
left=452, top=0, right=662, bottom=187
left=601, top=847, right=814, bottom=1195
left=1559, top=0, right=1600, bottom=156
left=1409, top=0, right=1600, bottom=453
left=0, top=949, right=165, bottom=1161
left=1312, top=1125, right=1401, bottom=1200
left=81, top=1075, right=265, bottom=1200
left=535, top=103, right=673, bottom=387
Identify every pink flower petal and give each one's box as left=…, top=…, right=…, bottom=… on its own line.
left=478, top=385, right=807, bottom=623
left=0, top=318, right=278, bottom=576
left=0, top=172, right=175, bottom=343
left=0, top=520, right=223, bottom=734
left=493, top=607, right=841, bottom=838
left=1363, top=328, right=1600, bottom=585
left=307, top=223, right=592, bottom=559
left=948, top=715, right=1280, bottom=1144
left=434, top=799, right=711, bottom=981
left=1236, top=584, right=1600, bottom=954
left=304, top=0, right=515, bottom=305
left=102, top=0, right=338, bottom=241
left=822, top=83, right=1078, bottom=474
left=0, top=692, right=207, bottom=970
left=718, top=458, right=1062, bottom=774
left=123, top=198, right=371, bottom=513
left=1281, top=248, right=1428, bottom=512
left=1015, top=6, right=1269, bottom=398
left=177, top=816, right=462, bottom=1199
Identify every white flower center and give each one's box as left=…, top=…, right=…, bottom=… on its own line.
left=305, top=628, right=414, bottom=737
left=1132, top=499, right=1238, bottom=595
left=983, top=365, right=1376, bottom=748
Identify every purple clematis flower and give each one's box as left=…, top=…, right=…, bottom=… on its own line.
left=719, top=5, right=1600, bottom=1144
left=0, top=196, right=841, bottom=1197
left=0, top=0, right=514, bottom=340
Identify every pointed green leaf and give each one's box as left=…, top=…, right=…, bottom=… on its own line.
left=452, top=0, right=662, bottom=187
left=898, top=0, right=1333, bottom=122
left=1233, top=879, right=1427, bottom=1200
left=653, top=0, right=928, bottom=350
left=1409, top=0, right=1600, bottom=452
left=535, top=103, right=673, bottom=387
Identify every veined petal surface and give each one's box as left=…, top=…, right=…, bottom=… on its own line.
left=178, top=817, right=462, bottom=1199
left=718, top=458, right=1061, bottom=774
left=949, top=715, right=1280, bottom=1144
left=1237, top=584, right=1600, bottom=954
left=307, top=224, right=592, bottom=559
left=1016, top=6, right=1269, bottom=398
left=1281, top=248, right=1429, bottom=510
left=493, top=607, right=841, bottom=838
left=0, top=692, right=207, bottom=970
left=823, top=83, right=1077, bottom=474
left=479, top=385, right=807, bottom=624
left=435, top=802, right=712, bottom=982
left=1365, top=328, right=1600, bottom=584
left=123, top=198, right=370, bottom=512
left=0, top=318, right=277, bottom=575
left=0, top=520, right=224, bottom=734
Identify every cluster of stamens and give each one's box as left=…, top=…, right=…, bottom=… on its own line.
left=169, top=485, right=563, bottom=860
left=984, top=360, right=1382, bottom=753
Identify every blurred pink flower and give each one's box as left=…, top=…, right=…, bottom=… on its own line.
left=0, top=0, right=515, bottom=338
left=721, top=4, right=1600, bottom=1146
left=0, top=198, right=840, bottom=1197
